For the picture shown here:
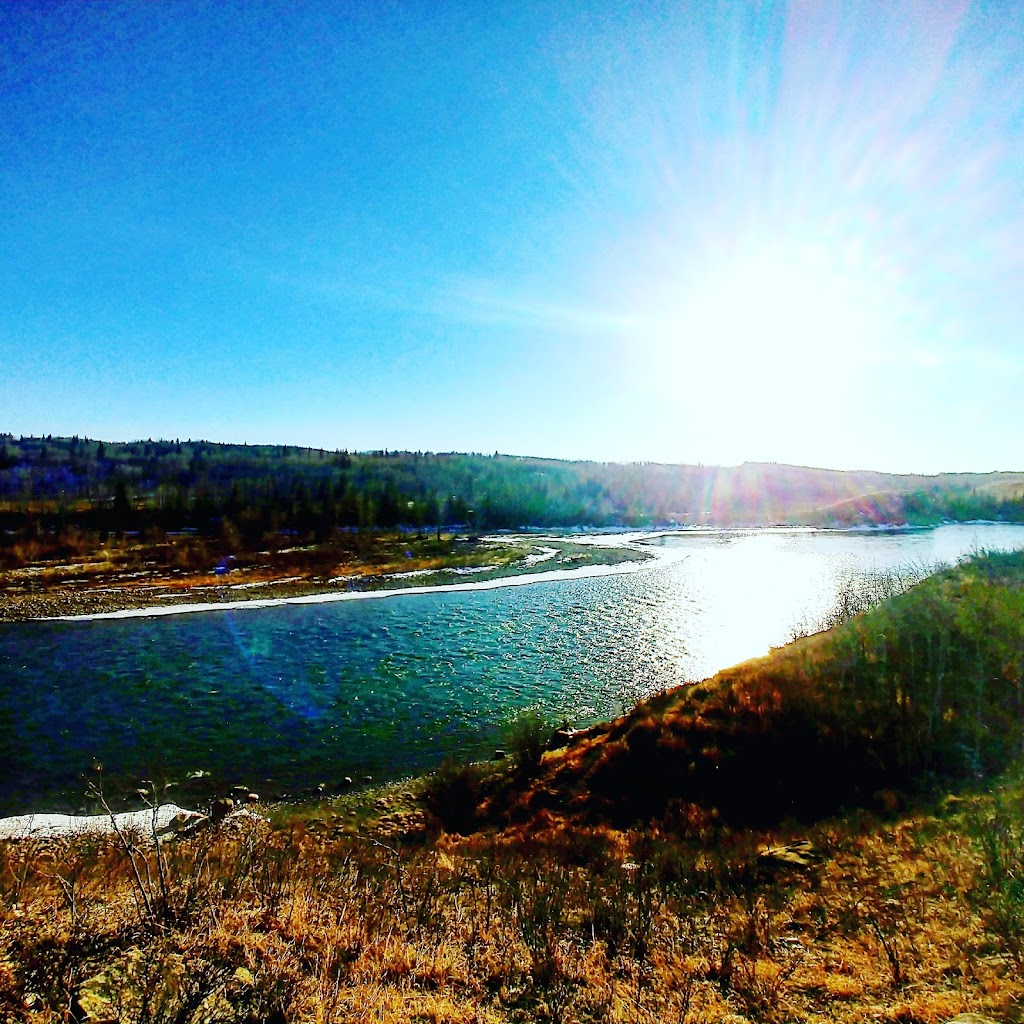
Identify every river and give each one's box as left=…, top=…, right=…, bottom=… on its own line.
left=2, top=523, right=1023, bottom=814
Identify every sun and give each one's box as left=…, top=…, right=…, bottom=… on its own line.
left=612, top=233, right=902, bottom=464
left=638, top=236, right=890, bottom=400
left=690, top=245, right=870, bottom=364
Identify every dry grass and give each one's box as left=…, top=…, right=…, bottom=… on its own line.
left=484, top=550, right=1024, bottom=833
left=2, top=782, right=1023, bottom=1023
left=4, top=549, right=1023, bottom=1020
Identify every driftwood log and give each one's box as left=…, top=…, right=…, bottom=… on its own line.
left=0, top=803, right=207, bottom=842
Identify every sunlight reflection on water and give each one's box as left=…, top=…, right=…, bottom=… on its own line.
left=2, top=524, right=1024, bottom=811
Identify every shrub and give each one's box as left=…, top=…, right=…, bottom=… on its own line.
left=422, top=759, right=485, bottom=834
left=971, top=784, right=1024, bottom=962
left=504, top=709, right=554, bottom=774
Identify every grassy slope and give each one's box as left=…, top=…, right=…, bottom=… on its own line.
left=4, top=773, right=1024, bottom=1022
left=3, top=552, right=1024, bottom=1022
left=484, top=550, right=1024, bottom=831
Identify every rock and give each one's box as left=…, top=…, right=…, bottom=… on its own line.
left=233, top=966, right=255, bottom=987
left=70, top=987, right=117, bottom=1023
left=0, top=804, right=205, bottom=843
left=758, top=840, right=818, bottom=869
left=492, top=748, right=507, bottom=760
left=245, top=792, right=259, bottom=804
left=363, top=775, right=373, bottom=783
left=164, top=810, right=209, bottom=838
left=210, top=797, right=235, bottom=823
left=547, top=727, right=577, bottom=750
left=339, top=776, right=354, bottom=788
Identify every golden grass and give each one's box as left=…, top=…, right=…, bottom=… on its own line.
left=4, top=552, right=1023, bottom=1019
left=2, top=782, right=1024, bottom=1023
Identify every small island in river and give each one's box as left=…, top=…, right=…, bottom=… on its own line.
left=3, top=433, right=1024, bottom=622
left=0, top=531, right=649, bottom=622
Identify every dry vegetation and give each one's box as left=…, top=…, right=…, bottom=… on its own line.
left=2, top=550, right=1024, bottom=1021
left=2, top=783, right=1023, bottom=1023
left=0, top=532, right=631, bottom=622
left=487, top=550, right=1024, bottom=831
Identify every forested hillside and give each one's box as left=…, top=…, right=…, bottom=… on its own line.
left=2, top=433, right=1023, bottom=565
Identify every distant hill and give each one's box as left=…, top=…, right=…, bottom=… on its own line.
left=1, top=433, right=1022, bottom=559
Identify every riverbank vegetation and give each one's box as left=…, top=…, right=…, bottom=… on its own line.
left=2, top=551, right=1024, bottom=1020
left=0, top=530, right=642, bottom=622
left=481, top=547, right=1024, bottom=830
left=3, top=434, right=1023, bottom=568
left=4, top=781, right=1024, bottom=1023
left=4, top=431, right=1022, bottom=619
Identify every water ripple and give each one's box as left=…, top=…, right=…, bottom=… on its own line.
left=2, top=524, right=1024, bottom=811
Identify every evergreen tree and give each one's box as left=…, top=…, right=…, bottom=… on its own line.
left=113, top=480, right=130, bottom=539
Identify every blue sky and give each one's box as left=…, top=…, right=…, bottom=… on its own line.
left=3, top=1, right=1023, bottom=473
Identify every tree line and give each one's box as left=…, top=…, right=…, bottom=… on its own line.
left=1, top=433, right=1022, bottom=557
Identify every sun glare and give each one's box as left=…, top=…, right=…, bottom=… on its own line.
left=611, top=232, right=905, bottom=465
left=683, top=247, right=873, bottom=377
left=632, top=235, right=893, bottom=420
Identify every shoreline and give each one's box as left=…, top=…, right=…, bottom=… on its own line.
left=45, top=552, right=659, bottom=622
left=4, top=525, right=1023, bottom=819
left=1, top=533, right=659, bottom=624
left=2, top=521, right=1010, bottom=625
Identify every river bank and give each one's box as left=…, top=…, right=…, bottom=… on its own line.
left=4, top=552, right=1024, bottom=1022
left=5, top=521, right=1011, bottom=623
left=0, top=533, right=651, bottom=622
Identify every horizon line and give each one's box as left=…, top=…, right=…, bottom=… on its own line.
left=2, top=429, right=1022, bottom=480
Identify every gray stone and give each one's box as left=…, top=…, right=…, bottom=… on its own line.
left=0, top=804, right=205, bottom=843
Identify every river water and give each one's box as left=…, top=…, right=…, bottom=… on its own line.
left=2, top=523, right=1023, bottom=813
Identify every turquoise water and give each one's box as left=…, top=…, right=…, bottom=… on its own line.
left=2, top=524, right=1023, bottom=813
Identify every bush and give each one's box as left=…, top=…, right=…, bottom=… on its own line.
left=504, top=708, right=554, bottom=774
left=971, top=784, right=1024, bottom=962
left=422, top=759, right=485, bottom=834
